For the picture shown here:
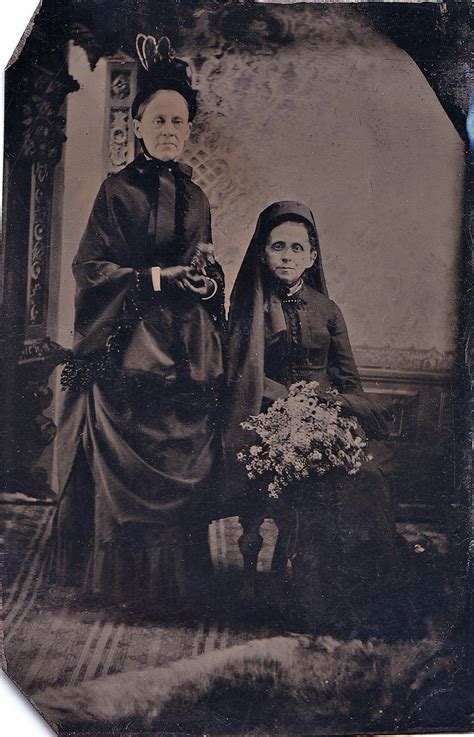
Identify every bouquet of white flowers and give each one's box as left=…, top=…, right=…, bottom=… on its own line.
left=238, top=380, right=368, bottom=499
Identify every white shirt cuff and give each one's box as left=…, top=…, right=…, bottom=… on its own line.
left=151, top=266, right=161, bottom=291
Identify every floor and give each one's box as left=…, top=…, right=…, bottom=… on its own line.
left=2, top=501, right=464, bottom=734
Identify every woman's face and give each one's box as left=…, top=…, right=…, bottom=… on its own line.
left=133, top=90, right=191, bottom=161
left=263, top=221, right=316, bottom=287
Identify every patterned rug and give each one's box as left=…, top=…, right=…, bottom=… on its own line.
left=3, top=504, right=287, bottom=696
left=2, top=502, right=456, bottom=724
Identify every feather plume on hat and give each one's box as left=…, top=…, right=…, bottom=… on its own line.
left=132, top=34, right=198, bottom=120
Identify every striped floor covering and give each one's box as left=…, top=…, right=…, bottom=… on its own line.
left=3, top=505, right=281, bottom=696
left=3, top=504, right=449, bottom=701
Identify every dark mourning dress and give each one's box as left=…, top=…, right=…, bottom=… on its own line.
left=265, top=282, right=401, bottom=632
left=226, top=201, right=402, bottom=634
left=55, top=154, right=225, bottom=611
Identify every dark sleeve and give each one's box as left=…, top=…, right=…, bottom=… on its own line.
left=261, top=376, right=288, bottom=411
left=328, top=302, right=390, bottom=439
left=327, top=301, right=363, bottom=393
left=72, top=181, right=141, bottom=356
left=205, top=199, right=212, bottom=243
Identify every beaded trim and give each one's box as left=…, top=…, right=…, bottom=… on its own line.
left=60, top=281, right=143, bottom=392
left=282, top=297, right=310, bottom=385
left=60, top=350, right=115, bottom=392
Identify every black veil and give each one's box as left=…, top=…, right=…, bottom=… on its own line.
left=224, top=201, right=328, bottom=500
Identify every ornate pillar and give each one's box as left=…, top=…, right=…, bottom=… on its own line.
left=2, top=40, right=79, bottom=498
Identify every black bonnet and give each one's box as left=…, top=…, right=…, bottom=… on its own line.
left=132, top=35, right=198, bottom=121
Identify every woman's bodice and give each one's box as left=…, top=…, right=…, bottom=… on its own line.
left=264, top=283, right=362, bottom=393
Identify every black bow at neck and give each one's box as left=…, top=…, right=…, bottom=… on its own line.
left=134, top=153, right=193, bottom=179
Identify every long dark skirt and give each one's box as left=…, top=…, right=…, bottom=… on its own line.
left=274, top=464, right=407, bottom=636
left=54, top=376, right=217, bottom=613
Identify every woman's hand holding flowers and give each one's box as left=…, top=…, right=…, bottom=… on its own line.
left=180, top=272, right=217, bottom=298
left=262, top=376, right=289, bottom=410
left=333, top=394, right=353, bottom=413
left=337, top=392, right=394, bottom=439
left=160, top=264, right=195, bottom=284
left=182, top=241, right=218, bottom=298
left=160, top=264, right=216, bottom=298
left=157, top=243, right=218, bottom=298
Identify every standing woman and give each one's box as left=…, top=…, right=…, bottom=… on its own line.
left=55, top=36, right=225, bottom=615
left=225, top=201, right=404, bottom=636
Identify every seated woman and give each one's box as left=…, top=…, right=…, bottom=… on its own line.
left=225, top=201, right=406, bottom=637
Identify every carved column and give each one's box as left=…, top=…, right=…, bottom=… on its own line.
left=104, top=60, right=137, bottom=177
left=22, top=66, right=80, bottom=338
left=2, top=43, right=78, bottom=498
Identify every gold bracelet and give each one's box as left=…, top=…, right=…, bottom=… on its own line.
left=201, top=277, right=218, bottom=301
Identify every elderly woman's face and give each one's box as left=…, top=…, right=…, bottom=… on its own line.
left=133, top=90, right=191, bottom=161
left=263, top=221, right=316, bottom=287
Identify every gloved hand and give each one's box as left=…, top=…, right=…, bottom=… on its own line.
left=160, top=264, right=194, bottom=284
left=180, top=273, right=217, bottom=297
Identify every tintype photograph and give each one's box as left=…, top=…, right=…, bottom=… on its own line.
left=1, top=0, right=472, bottom=735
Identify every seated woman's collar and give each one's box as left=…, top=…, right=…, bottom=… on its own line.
left=287, top=279, right=304, bottom=296
left=275, top=278, right=305, bottom=301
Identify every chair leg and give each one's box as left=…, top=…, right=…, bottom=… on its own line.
left=271, top=507, right=295, bottom=577
left=238, top=513, right=264, bottom=598
left=271, top=525, right=290, bottom=577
